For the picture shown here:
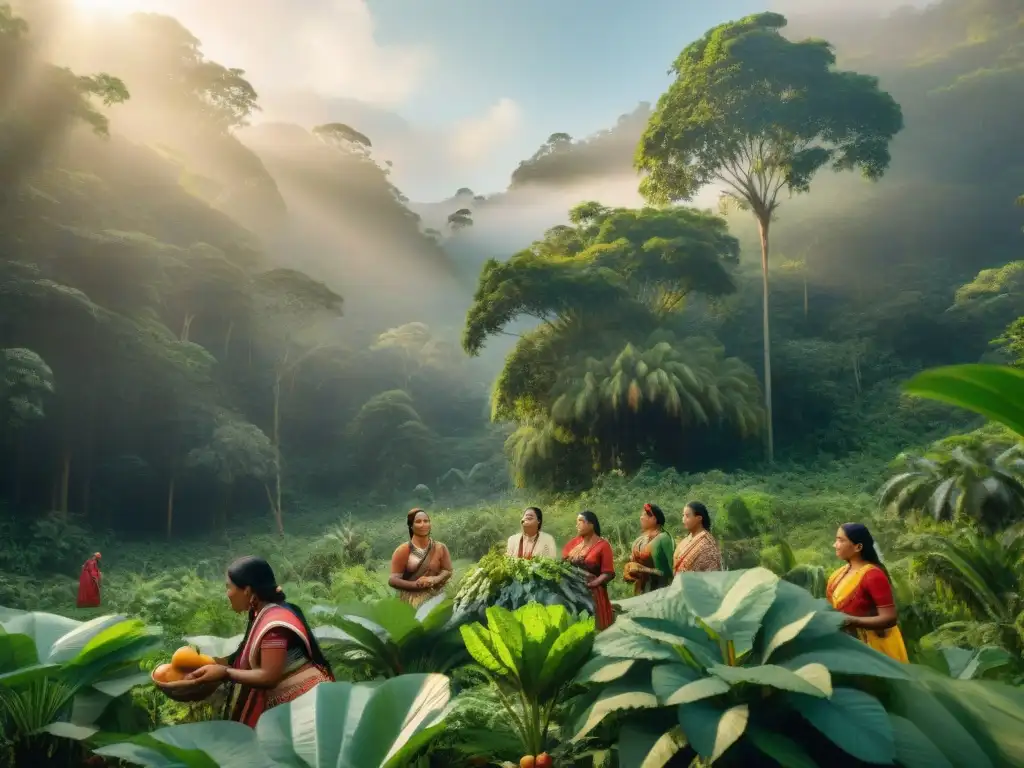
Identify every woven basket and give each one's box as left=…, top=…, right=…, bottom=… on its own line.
left=151, top=670, right=221, bottom=703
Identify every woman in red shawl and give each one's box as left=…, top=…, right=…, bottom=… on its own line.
left=77, top=552, right=102, bottom=608
left=562, top=510, right=616, bottom=630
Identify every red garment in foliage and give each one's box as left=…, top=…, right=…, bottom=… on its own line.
left=77, top=558, right=101, bottom=608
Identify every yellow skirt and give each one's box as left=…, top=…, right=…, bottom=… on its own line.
left=856, top=625, right=909, bottom=663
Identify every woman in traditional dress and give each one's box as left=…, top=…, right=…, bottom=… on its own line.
left=506, top=506, right=558, bottom=560
left=184, top=556, right=334, bottom=726
left=389, top=508, right=453, bottom=608
left=673, top=501, right=723, bottom=574
left=623, top=503, right=674, bottom=594
left=827, top=523, right=909, bottom=663
left=562, top=510, right=616, bottom=630
left=76, top=552, right=102, bottom=608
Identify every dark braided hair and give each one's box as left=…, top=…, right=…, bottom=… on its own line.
left=840, top=523, right=890, bottom=580
left=222, top=557, right=333, bottom=716
left=685, top=501, right=712, bottom=532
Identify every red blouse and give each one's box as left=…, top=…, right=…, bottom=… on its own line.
left=829, top=566, right=895, bottom=618
left=562, top=536, right=615, bottom=576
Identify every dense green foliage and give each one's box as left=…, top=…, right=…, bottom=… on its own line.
left=0, top=3, right=495, bottom=541
left=2, top=0, right=1024, bottom=765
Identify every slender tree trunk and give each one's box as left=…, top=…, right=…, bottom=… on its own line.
left=12, top=438, right=22, bottom=506
left=758, top=216, right=775, bottom=463
left=166, top=475, right=175, bottom=539
left=803, top=274, right=809, bottom=319
left=271, top=376, right=284, bottom=535
left=223, top=320, right=234, bottom=359
left=180, top=314, right=195, bottom=342
left=81, top=471, right=92, bottom=519
left=58, top=450, right=72, bottom=515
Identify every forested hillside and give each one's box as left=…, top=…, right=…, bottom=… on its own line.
left=4, top=2, right=1024, bottom=766
left=0, top=1, right=497, bottom=546
left=1, top=0, right=1022, bottom=544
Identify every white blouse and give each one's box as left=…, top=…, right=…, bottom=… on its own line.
left=505, top=531, right=558, bottom=559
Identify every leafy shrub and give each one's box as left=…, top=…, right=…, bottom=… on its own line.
left=451, top=547, right=593, bottom=624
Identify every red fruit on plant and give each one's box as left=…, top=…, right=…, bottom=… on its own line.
left=536, top=753, right=553, bottom=768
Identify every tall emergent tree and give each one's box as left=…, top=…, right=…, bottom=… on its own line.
left=635, top=12, right=904, bottom=461
left=463, top=202, right=763, bottom=488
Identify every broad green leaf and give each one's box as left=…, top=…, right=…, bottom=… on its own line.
left=788, top=687, right=895, bottom=764
left=95, top=740, right=214, bottom=768
left=0, top=608, right=82, bottom=662
left=482, top=606, right=522, bottom=674
left=676, top=700, right=748, bottom=761
left=519, top=603, right=561, bottom=696
left=95, top=723, right=269, bottom=768
left=746, top=726, right=817, bottom=768
left=573, top=684, right=661, bottom=741
left=184, top=634, right=243, bottom=659
left=574, top=657, right=634, bottom=684
left=152, top=722, right=270, bottom=767
left=885, top=678, right=993, bottom=768
left=618, top=722, right=689, bottom=768
left=903, top=364, right=1024, bottom=437
left=0, top=631, right=39, bottom=673
left=0, top=661, right=60, bottom=687
left=911, top=669, right=1024, bottom=766
left=70, top=620, right=160, bottom=679
left=890, top=714, right=954, bottom=768
left=459, top=623, right=506, bottom=674
left=330, top=616, right=401, bottom=672
left=651, top=663, right=729, bottom=706
left=538, top=618, right=595, bottom=700
left=709, top=663, right=829, bottom=698
left=776, top=633, right=910, bottom=680
left=258, top=675, right=451, bottom=768
left=680, top=568, right=778, bottom=657
left=950, top=647, right=1012, bottom=680
left=38, top=721, right=98, bottom=741
left=616, top=616, right=719, bottom=668
left=339, top=598, right=421, bottom=646
left=47, top=615, right=128, bottom=664
left=592, top=627, right=682, bottom=662
left=92, top=670, right=151, bottom=697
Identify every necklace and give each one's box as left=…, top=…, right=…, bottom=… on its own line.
left=521, top=533, right=539, bottom=558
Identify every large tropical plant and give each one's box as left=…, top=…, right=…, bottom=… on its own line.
left=451, top=548, right=594, bottom=624
left=903, top=363, right=1024, bottom=437
left=94, top=674, right=451, bottom=767
left=0, top=608, right=161, bottom=765
left=570, top=568, right=1024, bottom=767
left=901, top=526, right=1024, bottom=666
left=312, top=595, right=469, bottom=679
left=878, top=432, right=1024, bottom=533
left=460, top=603, right=596, bottom=758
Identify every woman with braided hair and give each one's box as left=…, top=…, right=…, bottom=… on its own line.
left=183, top=556, right=334, bottom=726
left=827, top=523, right=908, bottom=663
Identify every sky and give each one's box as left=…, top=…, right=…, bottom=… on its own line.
left=64, top=0, right=923, bottom=200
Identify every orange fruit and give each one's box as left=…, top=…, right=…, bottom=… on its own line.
left=153, top=663, right=185, bottom=683
left=196, top=653, right=216, bottom=667
left=171, top=646, right=204, bottom=671
left=520, top=757, right=535, bottom=768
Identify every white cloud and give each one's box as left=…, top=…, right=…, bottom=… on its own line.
left=66, top=0, right=432, bottom=106
left=448, top=98, right=523, bottom=165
